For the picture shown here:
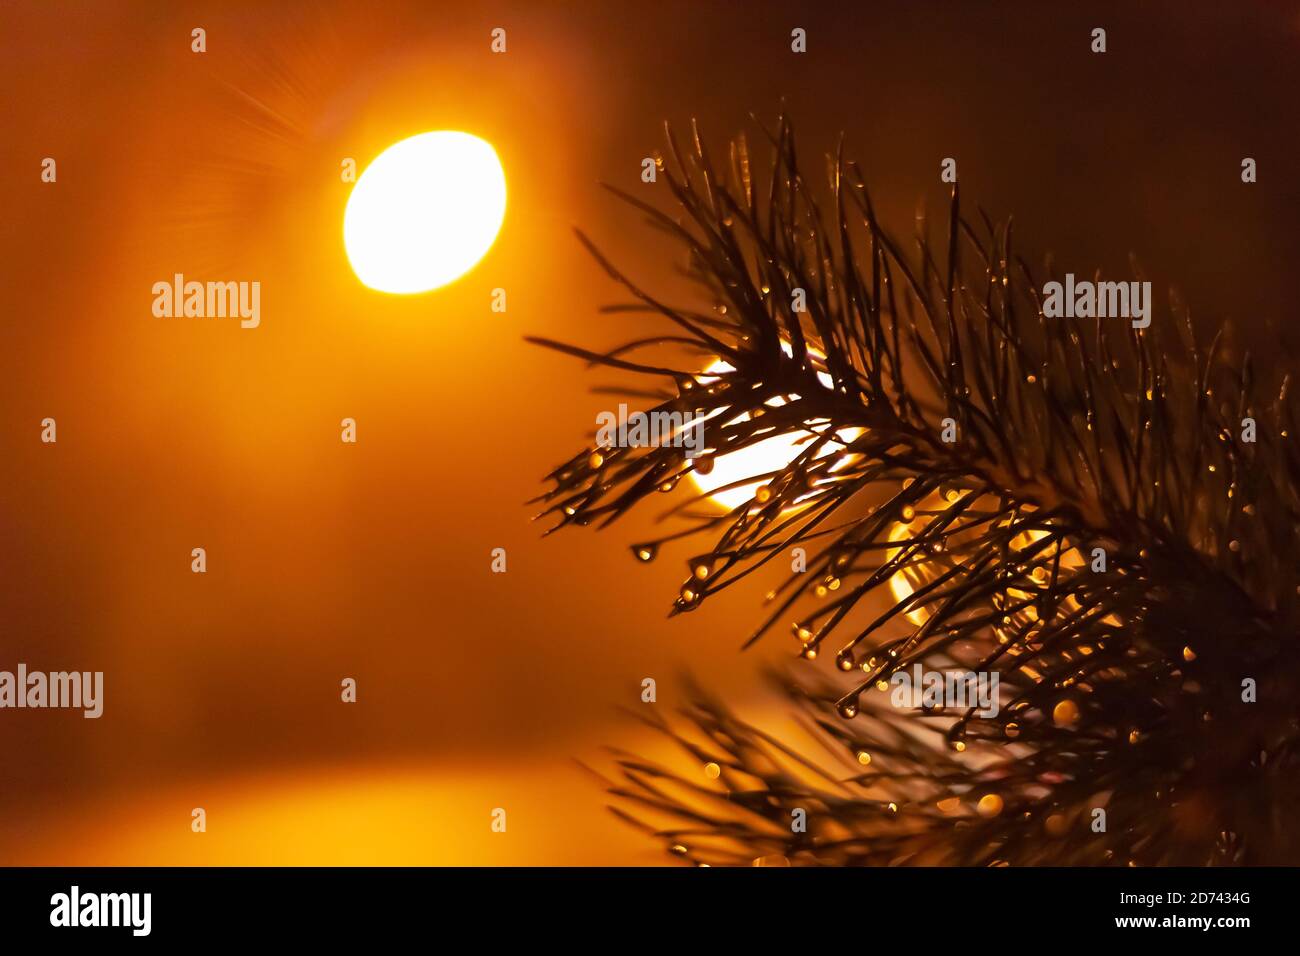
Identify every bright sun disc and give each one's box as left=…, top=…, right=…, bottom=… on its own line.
left=689, top=352, right=861, bottom=510
left=344, top=131, right=506, bottom=294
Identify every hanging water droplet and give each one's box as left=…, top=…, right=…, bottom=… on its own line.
left=900, top=504, right=916, bottom=523
left=836, top=649, right=855, bottom=671
left=755, top=485, right=773, bottom=503
left=837, top=699, right=859, bottom=719
left=632, top=543, right=659, bottom=562
left=588, top=452, right=605, bottom=469
left=856, top=751, right=872, bottom=766
left=1004, top=722, right=1020, bottom=739
left=977, top=794, right=1004, bottom=818
left=1053, top=699, right=1080, bottom=727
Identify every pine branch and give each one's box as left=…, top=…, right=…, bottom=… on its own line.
left=535, top=116, right=1300, bottom=865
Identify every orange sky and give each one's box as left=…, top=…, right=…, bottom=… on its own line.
left=1, top=0, right=1297, bottom=864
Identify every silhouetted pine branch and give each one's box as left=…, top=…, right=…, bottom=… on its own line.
left=534, top=116, right=1300, bottom=866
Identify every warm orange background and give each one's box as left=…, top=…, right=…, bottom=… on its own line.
left=1, top=0, right=1297, bottom=864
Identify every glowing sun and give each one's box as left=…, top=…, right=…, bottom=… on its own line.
left=689, top=354, right=860, bottom=510
left=344, top=131, right=506, bottom=294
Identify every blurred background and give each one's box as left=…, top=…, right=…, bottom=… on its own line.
left=0, top=0, right=1297, bottom=864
